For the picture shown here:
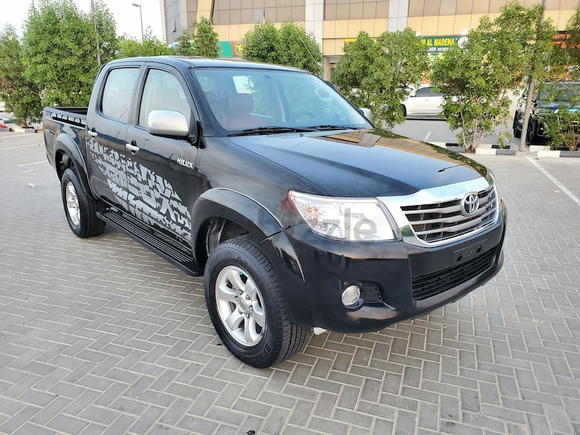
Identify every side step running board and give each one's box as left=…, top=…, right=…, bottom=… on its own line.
left=98, top=209, right=201, bottom=276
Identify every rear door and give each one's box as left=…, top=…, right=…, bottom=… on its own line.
left=414, top=87, right=442, bottom=115
left=124, top=65, right=199, bottom=243
left=86, top=66, right=141, bottom=210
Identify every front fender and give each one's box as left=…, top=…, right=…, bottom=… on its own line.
left=191, top=188, right=283, bottom=253
left=191, top=188, right=313, bottom=327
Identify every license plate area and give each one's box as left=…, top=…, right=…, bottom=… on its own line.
left=452, top=240, right=486, bottom=266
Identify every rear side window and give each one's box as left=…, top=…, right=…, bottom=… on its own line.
left=415, top=87, right=440, bottom=97
left=101, top=68, right=139, bottom=122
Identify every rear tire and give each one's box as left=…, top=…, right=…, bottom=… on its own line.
left=205, top=236, right=309, bottom=368
left=61, top=168, right=105, bottom=238
left=526, top=122, right=535, bottom=145
left=513, top=116, right=521, bottom=138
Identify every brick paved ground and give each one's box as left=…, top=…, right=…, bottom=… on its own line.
left=0, top=132, right=579, bottom=435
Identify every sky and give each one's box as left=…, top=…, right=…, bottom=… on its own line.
left=0, top=0, right=164, bottom=40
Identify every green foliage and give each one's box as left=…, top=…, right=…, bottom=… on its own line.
left=539, top=9, right=580, bottom=150
left=118, top=28, right=173, bottom=58
left=191, top=17, right=220, bottom=58
left=92, top=0, right=118, bottom=64
left=550, top=9, right=580, bottom=79
left=242, top=21, right=323, bottom=75
left=541, top=110, right=580, bottom=151
left=174, top=27, right=194, bottom=56
left=241, top=22, right=280, bottom=64
left=432, top=1, right=557, bottom=150
left=0, top=25, right=43, bottom=127
left=332, top=28, right=429, bottom=128
left=22, top=0, right=118, bottom=107
left=276, top=22, right=323, bottom=74
left=538, top=83, right=580, bottom=151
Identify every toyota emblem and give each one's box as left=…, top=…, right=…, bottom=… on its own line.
left=461, top=193, right=479, bottom=216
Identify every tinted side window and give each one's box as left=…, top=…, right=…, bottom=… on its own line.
left=101, top=68, right=139, bottom=122
left=416, top=87, right=438, bottom=97
left=139, top=69, right=191, bottom=127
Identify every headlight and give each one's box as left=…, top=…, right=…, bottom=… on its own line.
left=288, top=191, right=395, bottom=241
left=488, top=171, right=500, bottom=199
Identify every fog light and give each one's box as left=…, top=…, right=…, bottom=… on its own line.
left=342, top=285, right=362, bottom=308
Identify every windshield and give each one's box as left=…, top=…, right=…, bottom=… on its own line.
left=192, top=68, right=371, bottom=134
left=538, top=83, right=580, bottom=103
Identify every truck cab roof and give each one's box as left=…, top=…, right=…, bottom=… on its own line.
left=106, top=56, right=307, bottom=72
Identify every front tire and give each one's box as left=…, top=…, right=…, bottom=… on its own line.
left=61, top=168, right=105, bottom=238
left=205, top=236, right=309, bottom=368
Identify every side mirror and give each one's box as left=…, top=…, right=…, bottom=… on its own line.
left=409, top=91, right=417, bottom=97
left=148, top=110, right=189, bottom=138
left=359, top=108, right=373, bottom=122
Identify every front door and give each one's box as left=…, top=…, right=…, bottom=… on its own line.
left=86, top=66, right=141, bottom=210
left=125, top=67, right=199, bottom=244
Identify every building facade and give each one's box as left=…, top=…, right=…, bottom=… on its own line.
left=160, top=0, right=580, bottom=78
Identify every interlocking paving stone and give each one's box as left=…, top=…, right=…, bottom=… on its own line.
left=1, top=134, right=580, bottom=433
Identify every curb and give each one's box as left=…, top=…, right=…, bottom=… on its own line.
left=537, top=150, right=580, bottom=158
left=13, top=127, right=39, bottom=133
left=475, top=148, right=517, bottom=155
left=429, top=142, right=580, bottom=157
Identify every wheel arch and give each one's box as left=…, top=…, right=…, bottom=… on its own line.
left=54, top=134, right=95, bottom=200
left=191, top=188, right=283, bottom=268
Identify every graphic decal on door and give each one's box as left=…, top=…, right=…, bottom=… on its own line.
left=89, top=140, right=129, bottom=202
left=88, top=139, right=192, bottom=239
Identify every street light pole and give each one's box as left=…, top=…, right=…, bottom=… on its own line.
left=132, top=3, right=144, bottom=41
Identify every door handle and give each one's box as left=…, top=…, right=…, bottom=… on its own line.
left=126, top=141, right=140, bottom=153
left=88, top=128, right=98, bottom=137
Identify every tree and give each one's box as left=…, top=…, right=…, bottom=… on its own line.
left=174, top=27, right=194, bottom=56
left=118, top=28, right=173, bottom=58
left=191, top=17, right=220, bottom=58
left=536, top=9, right=580, bottom=151
left=242, top=21, right=323, bottom=75
left=332, top=28, right=429, bottom=128
left=432, top=2, right=557, bottom=150
left=92, top=0, right=119, bottom=65
left=0, top=25, right=42, bottom=127
left=511, top=4, right=559, bottom=149
left=276, top=21, right=323, bottom=74
left=22, top=0, right=118, bottom=107
left=241, top=22, right=280, bottom=64
left=561, top=8, right=580, bottom=67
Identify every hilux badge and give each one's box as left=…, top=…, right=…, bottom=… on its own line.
left=176, top=157, right=195, bottom=169
left=461, top=193, right=479, bottom=216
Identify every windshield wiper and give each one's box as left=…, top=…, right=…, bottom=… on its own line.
left=228, top=126, right=314, bottom=137
left=307, top=125, right=359, bottom=131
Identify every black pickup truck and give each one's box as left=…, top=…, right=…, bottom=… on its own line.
left=43, top=57, right=506, bottom=367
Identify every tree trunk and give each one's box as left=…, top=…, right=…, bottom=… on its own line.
left=520, top=76, right=535, bottom=151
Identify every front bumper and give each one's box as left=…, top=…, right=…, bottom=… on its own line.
left=281, top=201, right=506, bottom=333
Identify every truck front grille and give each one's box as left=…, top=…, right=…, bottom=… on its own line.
left=412, top=248, right=496, bottom=300
left=401, top=186, right=497, bottom=244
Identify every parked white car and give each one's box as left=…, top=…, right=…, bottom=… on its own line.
left=402, top=86, right=444, bottom=118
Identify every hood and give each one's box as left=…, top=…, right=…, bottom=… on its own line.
left=228, top=129, right=488, bottom=197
